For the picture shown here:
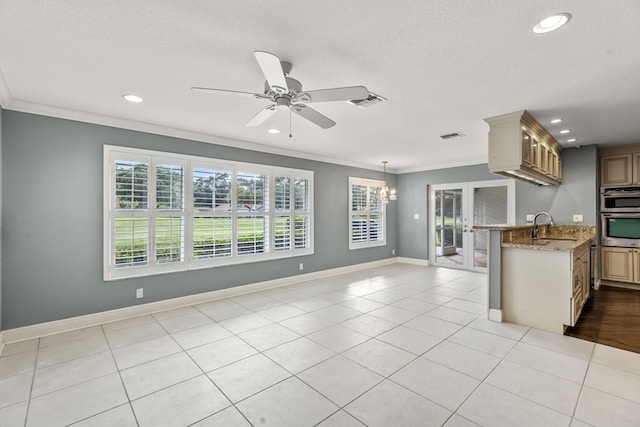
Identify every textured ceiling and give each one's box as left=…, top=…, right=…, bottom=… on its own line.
left=1, top=1, right=639, bottom=173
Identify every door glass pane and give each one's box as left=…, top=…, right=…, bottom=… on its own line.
left=435, top=188, right=464, bottom=266
left=473, top=186, right=508, bottom=268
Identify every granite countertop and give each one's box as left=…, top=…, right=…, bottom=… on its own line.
left=474, top=224, right=596, bottom=252
left=502, top=237, right=593, bottom=252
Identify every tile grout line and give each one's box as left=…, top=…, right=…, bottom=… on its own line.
left=21, top=337, right=41, bottom=427
left=103, top=323, right=141, bottom=427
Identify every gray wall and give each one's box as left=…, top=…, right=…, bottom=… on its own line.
left=1, top=111, right=397, bottom=329
left=515, top=145, right=598, bottom=225
left=396, top=164, right=500, bottom=260
left=396, top=145, right=598, bottom=260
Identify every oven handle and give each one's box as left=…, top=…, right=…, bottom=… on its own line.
left=601, top=213, right=640, bottom=218
left=603, top=191, right=640, bottom=197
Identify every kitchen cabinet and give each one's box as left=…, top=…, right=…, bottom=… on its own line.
left=600, top=154, right=633, bottom=187
left=521, top=131, right=562, bottom=180
left=600, top=246, right=640, bottom=283
left=486, top=110, right=562, bottom=186
left=502, top=241, right=591, bottom=334
left=572, top=244, right=590, bottom=324
left=599, top=145, right=640, bottom=187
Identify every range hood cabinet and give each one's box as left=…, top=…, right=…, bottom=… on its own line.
left=484, top=110, right=562, bottom=186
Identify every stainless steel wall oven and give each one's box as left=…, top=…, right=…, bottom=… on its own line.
left=601, top=187, right=640, bottom=212
left=601, top=213, right=640, bottom=247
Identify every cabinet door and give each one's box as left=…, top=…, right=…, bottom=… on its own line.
left=601, top=154, right=632, bottom=186
left=601, top=247, right=634, bottom=283
left=571, top=264, right=583, bottom=326
left=634, top=250, right=640, bottom=283
left=522, top=131, right=534, bottom=166
left=633, top=153, right=640, bottom=184
left=581, top=258, right=590, bottom=301
left=548, top=151, right=558, bottom=178
left=539, top=142, right=549, bottom=173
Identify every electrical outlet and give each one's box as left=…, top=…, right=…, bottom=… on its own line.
left=136, top=288, right=143, bottom=299
left=573, top=214, right=584, bottom=223
left=414, top=214, right=420, bottom=220
left=392, top=249, right=396, bottom=255
left=526, top=214, right=535, bottom=222
left=299, top=263, right=304, bottom=271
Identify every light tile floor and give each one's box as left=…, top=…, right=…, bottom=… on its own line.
left=2, top=264, right=640, bottom=426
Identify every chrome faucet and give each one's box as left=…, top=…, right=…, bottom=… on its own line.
left=532, top=212, right=556, bottom=239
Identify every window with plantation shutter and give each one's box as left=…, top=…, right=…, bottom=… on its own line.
left=114, top=159, right=149, bottom=268
left=273, top=176, right=311, bottom=254
left=236, top=172, right=269, bottom=256
left=104, top=145, right=313, bottom=280
left=192, top=167, right=233, bottom=260
left=348, top=177, right=386, bottom=249
left=155, top=162, right=185, bottom=265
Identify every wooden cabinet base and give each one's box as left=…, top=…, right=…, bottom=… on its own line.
left=502, top=245, right=589, bottom=334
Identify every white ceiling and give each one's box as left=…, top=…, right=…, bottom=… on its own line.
left=1, top=1, right=639, bottom=173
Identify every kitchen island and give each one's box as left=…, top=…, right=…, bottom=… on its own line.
left=475, top=224, right=595, bottom=334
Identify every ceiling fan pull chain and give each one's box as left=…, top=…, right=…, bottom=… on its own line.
left=289, top=106, right=293, bottom=138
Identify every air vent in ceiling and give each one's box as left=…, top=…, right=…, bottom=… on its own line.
left=347, top=92, right=386, bottom=108
left=440, top=132, right=466, bottom=140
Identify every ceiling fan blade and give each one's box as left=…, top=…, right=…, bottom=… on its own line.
left=300, top=86, right=369, bottom=103
left=292, top=104, right=336, bottom=129
left=246, top=105, right=277, bottom=127
left=191, top=87, right=270, bottom=100
left=254, top=51, right=288, bottom=93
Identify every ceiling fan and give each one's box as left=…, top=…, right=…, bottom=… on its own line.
left=191, top=51, right=370, bottom=130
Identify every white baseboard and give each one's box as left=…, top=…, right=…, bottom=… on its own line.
left=488, top=309, right=503, bottom=323
left=396, top=257, right=430, bottom=266
left=2, top=258, right=401, bottom=345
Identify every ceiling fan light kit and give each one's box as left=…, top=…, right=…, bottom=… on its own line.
left=192, top=51, right=373, bottom=130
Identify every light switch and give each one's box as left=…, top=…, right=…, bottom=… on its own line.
left=414, top=214, right=420, bottom=220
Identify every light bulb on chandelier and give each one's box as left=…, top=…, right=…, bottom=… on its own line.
left=379, top=161, right=397, bottom=204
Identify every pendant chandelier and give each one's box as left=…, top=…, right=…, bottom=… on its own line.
left=379, top=161, right=397, bottom=204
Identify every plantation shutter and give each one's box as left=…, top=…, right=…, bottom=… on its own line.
left=192, top=167, right=233, bottom=260
left=236, top=172, right=269, bottom=255
left=113, top=159, right=150, bottom=269
left=294, top=178, right=311, bottom=249
left=349, top=177, right=387, bottom=249
left=155, top=163, right=185, bottom=265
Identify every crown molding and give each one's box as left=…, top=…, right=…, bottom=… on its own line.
left=4, top=98, right=388, bottom=172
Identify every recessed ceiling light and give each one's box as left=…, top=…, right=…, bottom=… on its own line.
left=567, top=138, right=577, bottom=143
left=550, top=118, right=563, bottom=124
left=267, top=128, right=281, bottom=134
left=560, top=129, right=570, bottom=134
left=122, top=94, right=144, bottom=103
left=533, top=13, right=571, bottom=34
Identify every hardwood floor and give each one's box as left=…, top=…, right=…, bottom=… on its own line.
left=565, top=285, right=640, bottom=354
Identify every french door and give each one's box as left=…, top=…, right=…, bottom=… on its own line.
left=429, top=180, right=515, bottom=272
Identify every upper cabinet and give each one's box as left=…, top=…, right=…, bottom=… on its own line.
left=600, top=145, right=640, bottom=187
left=485, top=110, right=562, bottom=186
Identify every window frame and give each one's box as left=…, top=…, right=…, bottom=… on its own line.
left=104, top=145, right=314, bottom=281
left=348, top=176, right=387, bottom=250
